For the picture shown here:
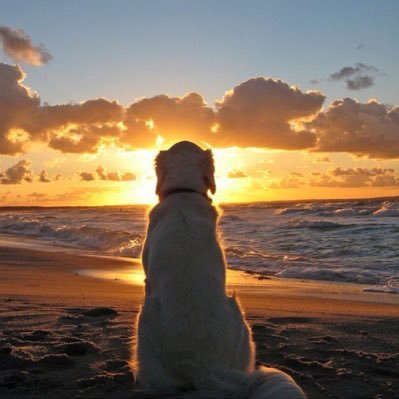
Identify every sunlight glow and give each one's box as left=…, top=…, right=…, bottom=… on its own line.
left=156, top=134, right=164, bottom=148
left=211, top=123, right=220, bottom=133
left=78, top=267, right=145, bottom=286
left=7, top=128, right=30, bottom=143
left=117, top=121, right=128, bottom=131
left=145, top=119, right=155, bottom=130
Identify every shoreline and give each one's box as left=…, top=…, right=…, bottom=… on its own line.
left=0, top=243, right=398, bottom=316
left=1, top=231, right=398, bottom=306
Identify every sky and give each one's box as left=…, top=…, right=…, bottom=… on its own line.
left=1, top=0, right=399, bottom=206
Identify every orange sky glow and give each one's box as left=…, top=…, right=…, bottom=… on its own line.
left=1, top=42, right=399, bottom=206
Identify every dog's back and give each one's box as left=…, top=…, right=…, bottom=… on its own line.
left=137, top=192, right=254, bottom=390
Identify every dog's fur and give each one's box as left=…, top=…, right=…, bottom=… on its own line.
left=133, top=141, right=306, bottom=398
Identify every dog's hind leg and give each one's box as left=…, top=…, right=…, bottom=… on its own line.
left=135, top=297, right=180, bottom=392
left=227, top=295, right=255, bottom=372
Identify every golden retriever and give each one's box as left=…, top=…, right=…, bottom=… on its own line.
left=133, top=141, right=305, bottom=398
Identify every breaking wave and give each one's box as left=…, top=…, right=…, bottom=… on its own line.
left=0, top=214, right=143, bottom=257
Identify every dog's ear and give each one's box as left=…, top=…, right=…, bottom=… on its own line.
left=155, top=151, right=167, bottom=195
left=203, top=149, right=216, bottom=195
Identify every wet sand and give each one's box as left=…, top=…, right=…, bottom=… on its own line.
left=0, top=244, right=398, bottom=398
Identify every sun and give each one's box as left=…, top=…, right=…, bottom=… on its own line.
left=123, top=176, right=158, bottom=205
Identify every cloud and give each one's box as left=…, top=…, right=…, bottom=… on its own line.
left=121, top=92, right=215, bottom=148
left=43, top=102, right=123, bottom=153
left=0, top=26, right=52, bottom=65
left=0, top=191, right=11, bottom=201
left=2, top=63, right=399, bottom=161
left=95, top=166, right=107, bottom=180
left=38, top=170, right=51, bottom=183
left=329, top=63, right=378, bottom=91
left=346, top=76, right=374, bottom=90
left=0, top=63, right=40, bottom=155
left=30, top=192, right=48, bottom=200
left=0, top=161, right=58, bottom=184
left=310, top=167, right=399, bottom=187
left=120, top=172, right=136, bottom=181
left=227, top=169, right=247, bottom=178
left=0, top=62, right=123, bottom=155
left=96, top=165, right=136, bottom=181
left=24, top=186, right=117, bottom=204
left=270, top=173, right=305, bottom=189
left=79, top=166, right=137, bottom=182
left=0, top=159, right=33, bottom=184
left=332, top=167, right=394, bottom=177
left=315, top=156, right=331, bottom=163
left=372, top=175, right=399, bottom=187
left=311, top=98, right=399, bottom=158
left=214, top=78, right=325, bottom=149
left=79, top=172, right=96, bottom=181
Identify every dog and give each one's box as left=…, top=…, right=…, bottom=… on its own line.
left=133, top=141, right=306, bottom=398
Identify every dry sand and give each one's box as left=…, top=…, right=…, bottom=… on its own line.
left=0, top=244, right=398, bottom=398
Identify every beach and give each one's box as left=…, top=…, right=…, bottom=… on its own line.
left=0, top=242, right=398, bottom=399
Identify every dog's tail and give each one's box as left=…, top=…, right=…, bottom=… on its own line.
left=178, top=366, right=306, bottom=399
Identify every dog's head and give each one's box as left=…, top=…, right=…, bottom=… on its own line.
left=155, top=141, right=216, bottom=200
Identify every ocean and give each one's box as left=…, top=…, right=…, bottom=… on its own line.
left=1, top=198, right=398, bottom=293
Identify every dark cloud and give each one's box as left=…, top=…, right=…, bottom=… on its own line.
left=227, top=169, right=247, bottom=178
left=0, top=159, right=33, bottom=184
left=215, top=77, right=325, bottom=149
left=311, top=98, right=399, bottom=158
left=330, top=63, right=377, bottom=80
left=329, top=63, right=378, bottom=91
left=79, top=172, right=96, bottom=181
left=346, top=76, right=374, bottom=90
left=0, top=26, right=52, bottom=65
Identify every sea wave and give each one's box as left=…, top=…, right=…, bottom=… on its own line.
left=287, top=219, right=346, bottom=229
left=274, top=199, right=399, bottom=218
left=275, top=266, right=381, bottom=284
left=0, top=215, right=143, bottom=257
left=373, top=202, right=399, bottom=217
left=219, top=215, right=247, bottom=224
left=363, top=286, right=399, bottom=294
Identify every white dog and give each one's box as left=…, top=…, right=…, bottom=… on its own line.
left=134, top=141, right=306, bottom=398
